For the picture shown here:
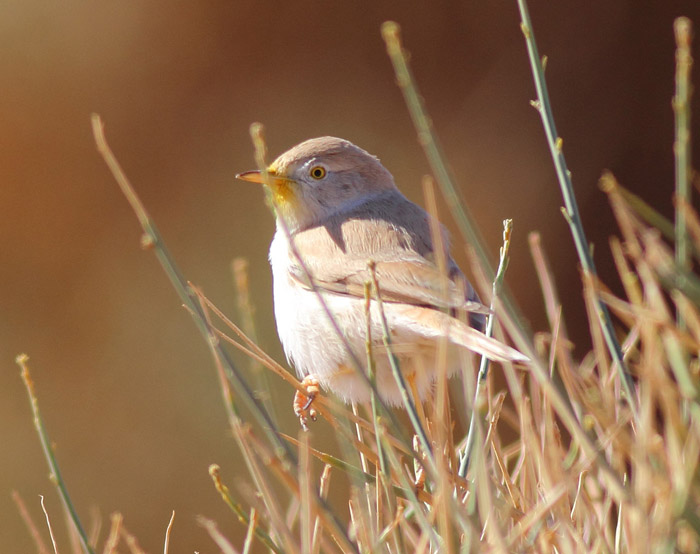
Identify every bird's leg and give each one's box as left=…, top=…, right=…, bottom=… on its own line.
left=294, top=374, right=320, bottom=431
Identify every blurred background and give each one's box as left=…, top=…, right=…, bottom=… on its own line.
left=2, top=0, right=699, bottom=551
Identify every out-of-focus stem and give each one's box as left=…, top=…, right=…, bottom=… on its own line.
left=515, top=0, right=637, bottom=412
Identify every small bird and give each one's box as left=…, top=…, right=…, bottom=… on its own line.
left=237, top=137, right=526, bottom=424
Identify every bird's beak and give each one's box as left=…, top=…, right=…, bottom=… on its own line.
left=235, top=170, right=265, bottom=184
left=236, top=169, right=291, bottom=188
left=236, top=168, right=296, bottom=207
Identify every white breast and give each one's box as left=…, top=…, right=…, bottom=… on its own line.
left=269, top=230, right=354, bottom=376
left=267, top=228, right=456, bottom=406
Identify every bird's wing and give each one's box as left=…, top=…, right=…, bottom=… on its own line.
left=287, top=194, right=487, bottom=315
left=296, top=254, right=487, bottom=314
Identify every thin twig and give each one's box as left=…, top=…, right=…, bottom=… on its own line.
left=299, top=433, right=313, bottom=554
left=39, top=496, right=59, bottom=554
left=91, top=115, right=357, bottom=554
left=163, top=511, right=175, bottom=554
left=380, top=21, right=528, bottom=337
left=280, top=433, right=435, bottom=504
left=208, top=464, right=282, bottom=554
left=367, top=260, right=433, bottom=462
left=673, top=17, right=694, bottom=326
left=459, top=219, right=513, bottom=478
left=311, top=465, right=332, bottom=554
left=232, top=257, right=277, bottom=422
left=422, top=175, right=456, bottom=485
left=12, top=490, right=51, bottom=554
left=87, top=506, right=102, bottom=551
left=119, top=523, right=147, bottom=554
left=16, top=355, right=95, bottom=554
left=102, top=514, right=122, bottom=554
left=91, top=114, right=293, bottom=464
left=515, top=0, right=637, bottom=412
left=242, top=508, right=258, bottom=554
left=364, top=282, right=388, bottom=479
left=377, top=426, right=443, bottom=548
left=197, top=516, right=239, bottom=554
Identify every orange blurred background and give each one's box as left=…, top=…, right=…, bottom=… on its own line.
left=3, top=1, right=699, bottom=551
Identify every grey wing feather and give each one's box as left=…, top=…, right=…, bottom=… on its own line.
left=289, top=191, right=488, bottom=329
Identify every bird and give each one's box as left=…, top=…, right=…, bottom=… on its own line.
left=237, top=137, right=526, bottom=426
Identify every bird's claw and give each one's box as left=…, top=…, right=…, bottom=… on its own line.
left=294, top=375, right=320, bottom=431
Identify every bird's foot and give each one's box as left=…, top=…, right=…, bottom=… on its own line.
left=294, top=375, right=320, bottom=431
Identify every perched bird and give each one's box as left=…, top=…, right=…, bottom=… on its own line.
left=237, top=137, right=526, bottom=425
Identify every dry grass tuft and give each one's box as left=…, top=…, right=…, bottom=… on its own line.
left=16, top=7, right=697, bottom=554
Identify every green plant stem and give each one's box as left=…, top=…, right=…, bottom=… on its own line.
left=91, top=115, right=291, bottom=461
left=673, top=17, right=693, bottom=325
left=604, top=183, right=700, bottom=263
left=381, top=21, right=529, bottom=338
left=205, top=344, right=286, bottom=554
left=515, top=0, right=637, bottom=413
left=364, top=282, right=389, bottom=479
left=280, top=433, right=436, bottom=508
left=376, top=426, right=444, bottom=548
left=367, top=261, right=433, bottom=464
left=91, top=115, right=358, bottom=554
left=16, top=354, right=96, bottom=554
left=617, top=187, right=676, bottom=244
left=459, top=220, right=513, bottom=478
left=232, top=258, right=277, bottom=424
left=208, top=465, right=282, bottom=554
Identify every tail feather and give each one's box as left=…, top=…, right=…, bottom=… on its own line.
left=388, top=304, right=529, bottom=364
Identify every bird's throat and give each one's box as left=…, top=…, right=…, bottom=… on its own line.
left=271, top=179, right=295, bottom=207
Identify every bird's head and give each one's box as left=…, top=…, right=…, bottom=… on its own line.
left=237, top=137, right=397, bottom=231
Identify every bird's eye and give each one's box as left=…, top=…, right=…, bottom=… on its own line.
left=309, top=165, right=327, bottom=180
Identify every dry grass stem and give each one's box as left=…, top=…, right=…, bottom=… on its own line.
left=18, top=13, right=700, bottom=554
left=163, top=511, right=175, bottom=554
left=12, top=491, right=51, bottom=554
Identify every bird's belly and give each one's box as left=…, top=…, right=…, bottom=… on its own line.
left=271, top=269, right=463, bottom=405
left=272, top=269, right=363, bottom=379
left=268, top=233, right=468, bottom=405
